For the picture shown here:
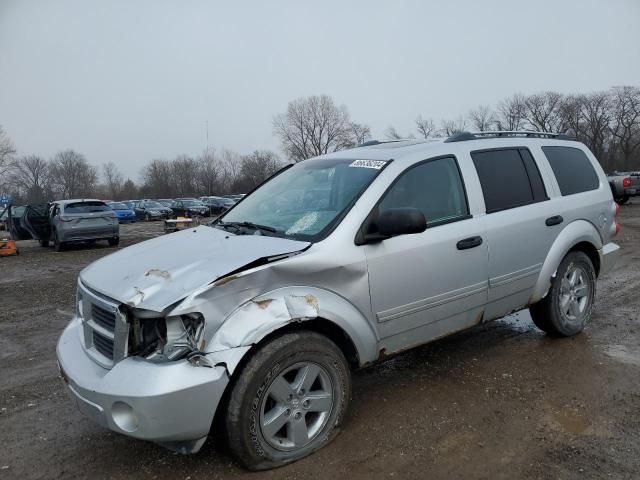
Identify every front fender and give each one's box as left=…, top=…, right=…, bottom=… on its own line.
left=530, top=219, right=602, bottom=304
left=206, top=286, right=379, bottom=367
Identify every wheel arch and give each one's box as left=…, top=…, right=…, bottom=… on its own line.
left=206, top=286, right=379, bottom=371
left=530, top=219, right=602, bottom=304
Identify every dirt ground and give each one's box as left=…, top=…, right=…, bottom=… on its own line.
left=1, top=207, right=639, bottom=480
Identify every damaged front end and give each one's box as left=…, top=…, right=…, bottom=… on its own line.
left=127, top=309, right=209, bottom=366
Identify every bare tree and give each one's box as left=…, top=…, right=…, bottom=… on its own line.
left=610, top=86, right=640, bottom=165
left=523, top=91, right=566, bottom=132
left=468, top=105, right=496, bottom=132
left=102, top=161, right=124, bottom=200
left=273, top=95, right=370, bottom=161
left=384, top=126, right=403, bottom=140
left=49, top=150, right=97, bottom=199
left=235, top=150, right=282, bottom=192
left=0, top=125, right=16, bottom=190
left=171, top=155, right=199, bottom=198
left=120, top=178, right=138, bottom=200
left=218, top=149, right=242, bottom=194
left=197, top=149, right=220, bottom=196
left=142, top=158, right=173, bottom=198
left=494, top=93, right=526, bottom=131
left=347, top=122, right=372, bottom=145
left=439, top=116, right=467, bottom=136
left=415, top=115, right=437, bottom=138
left=10, top=155, right=50, bottom=203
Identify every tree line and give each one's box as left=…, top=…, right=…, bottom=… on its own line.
left=1, top=86, right=639, bottom=205
left=385, top=86, right=640, bottom=173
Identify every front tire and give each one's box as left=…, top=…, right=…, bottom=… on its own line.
left=108, top=237, right=119, bottom=247
left=225, top=331, right=351, bottom=470
left=530, top=251, right=596, bottom=336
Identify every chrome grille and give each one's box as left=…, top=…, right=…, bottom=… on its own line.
left=91, top=304, right=116, bottom=330
left=92, top=331, right=114, bottom=359
left=78, top=282, right=128, bottom=368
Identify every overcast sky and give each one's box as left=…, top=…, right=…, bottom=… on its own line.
left=1, top=0, right=639, bottom=179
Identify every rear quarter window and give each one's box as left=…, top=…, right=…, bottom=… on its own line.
left=541, top=146, right=599, bottom=196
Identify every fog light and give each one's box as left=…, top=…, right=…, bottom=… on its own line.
left=111, top=401, right=139, bottom=432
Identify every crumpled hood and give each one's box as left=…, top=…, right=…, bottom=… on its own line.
left=80, top=225, right=310, bottom=312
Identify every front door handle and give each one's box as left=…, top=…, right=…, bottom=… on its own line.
left=456, top=236, right=483, bottom=250
left=545, top=215, right=563, bottom=226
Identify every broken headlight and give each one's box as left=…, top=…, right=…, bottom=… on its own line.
left=127, top=310, right=205, bottom=362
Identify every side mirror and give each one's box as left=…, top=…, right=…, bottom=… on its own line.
left=361, top=207, right=427, bottom=244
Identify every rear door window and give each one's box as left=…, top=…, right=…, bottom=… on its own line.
left=541, top=146, right=599, bottom=196
left=471, top=148, right=547, bottom=213
left=64, top=201, right=110, bottom=213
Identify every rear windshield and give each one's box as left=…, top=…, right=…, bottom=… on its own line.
left=64, top=201, right=110, bottom=213
left=109, top=202, right=129, bottom=210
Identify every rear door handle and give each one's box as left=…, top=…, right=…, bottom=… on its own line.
left=456, top=236, right=483, bottom=250
left=545, top=215, right=563, bottom=226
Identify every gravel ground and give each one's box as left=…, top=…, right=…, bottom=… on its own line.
left=1, top=207, right=639, bottom=480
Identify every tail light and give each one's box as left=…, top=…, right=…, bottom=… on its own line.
left=623, top=177, right=632, bottom=188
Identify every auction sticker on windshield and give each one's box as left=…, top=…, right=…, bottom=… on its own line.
left=349, top=159, right=387, bottom=169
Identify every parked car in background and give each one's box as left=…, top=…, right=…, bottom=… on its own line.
left=134, top=200, right=173, bottom=221
left=200, top=196, right=235, bottom=215
left=170, top=198, right=209, bottom=217
left=607, top=171, right=640, bottom=204
left=107, top=202, right=137, bottom=223
left=55, top=131, right=620, bottom=469
left=122, top=200, right=138, bottom=210
left=0, top=205, right=26, bottom=233
left=156, top=199, right=174, bottom=207
left=11, top=199, right=119, bottom=251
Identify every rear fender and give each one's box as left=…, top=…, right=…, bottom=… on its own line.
left=205, top=286, right=379, bottom=368
left=530, top=220, right=602, bottom=304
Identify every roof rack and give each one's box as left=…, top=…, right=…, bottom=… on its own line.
left=444, top=131, right=574, bottom=143
left=357, top=139, right=406, bottom=147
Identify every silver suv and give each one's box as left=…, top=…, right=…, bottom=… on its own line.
left=57, top=131, right=620, bottom=469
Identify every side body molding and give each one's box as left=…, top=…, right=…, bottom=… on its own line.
left=530, top=219, right=603, bottom=304
left=206, top=286, right=380, bottom=367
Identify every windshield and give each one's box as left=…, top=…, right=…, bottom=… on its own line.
left=218, top=158, right=387, bottom=241
left=183, top=200, right=204, bottom=207
left=64, top=201, right=110, bottom=213
left=109, top=202, right=129, bottom=210
left=142, top=201, right=163, bottom=208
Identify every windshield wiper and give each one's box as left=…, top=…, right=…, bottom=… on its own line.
left=217, top=220, right=277, bottom=233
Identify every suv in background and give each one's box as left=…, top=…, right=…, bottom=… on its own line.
left=12, top=199, right=119, bottom=251
left=57, top=131, right=619, bottom=469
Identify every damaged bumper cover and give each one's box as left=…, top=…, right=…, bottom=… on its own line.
left=57, top=318, right=245, bottom=453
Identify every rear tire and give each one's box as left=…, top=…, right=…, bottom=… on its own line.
left=225, top=331, right=351, bottom=471
left=53, top=231, right=64, bottom=252
left=530, top=251, right=596, bottom=337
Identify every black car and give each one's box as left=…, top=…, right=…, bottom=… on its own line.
left=134, top=200, right=173, bottom=221
left=170, top=199, right=209, bottom=217
left=200, top=196, right=236, bottom=215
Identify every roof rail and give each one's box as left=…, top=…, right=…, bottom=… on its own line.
left=444, top=130, right=574, bottom=143
left=357, top=139, right=407, bottom=147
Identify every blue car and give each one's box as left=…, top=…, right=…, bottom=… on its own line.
left=108, top=202, right=136, bottom=223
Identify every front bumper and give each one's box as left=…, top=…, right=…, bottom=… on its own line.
left=599, top=242, right=620, bottom=276
left=56, top=319, right=230, bottom=453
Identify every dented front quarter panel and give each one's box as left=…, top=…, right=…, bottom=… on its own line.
left=168, top=237, right=380, bottom=367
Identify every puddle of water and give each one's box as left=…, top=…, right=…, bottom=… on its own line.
left=553, top=409, right=589, bottom=434
left=602, top=344, right=640, bottom=367
left=495, top=310, right=536, bottom=333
